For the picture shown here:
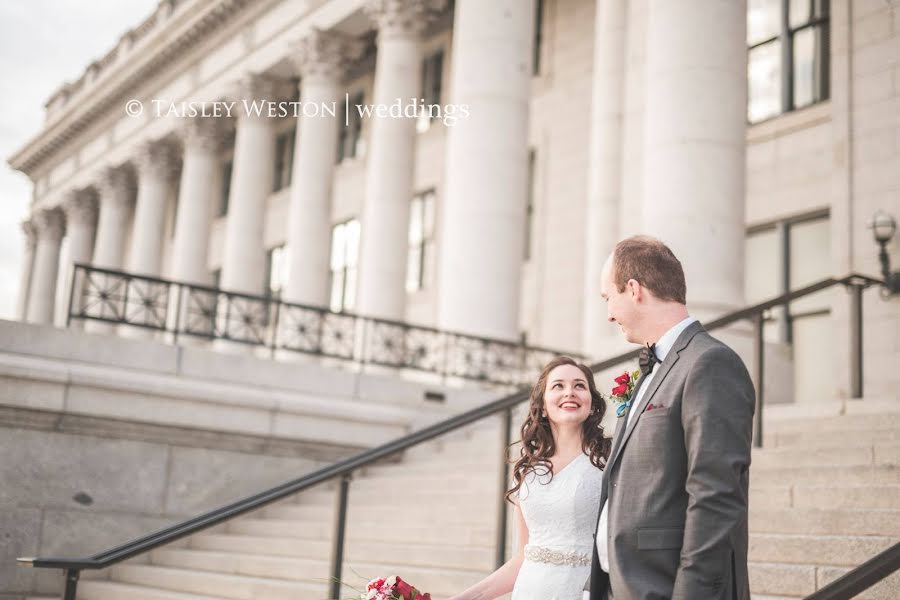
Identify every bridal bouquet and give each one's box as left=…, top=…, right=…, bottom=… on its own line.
left=361, top=575, right=431, bottom=600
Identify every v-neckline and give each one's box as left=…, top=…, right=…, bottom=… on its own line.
left=551, top=452, right=586, bottom=477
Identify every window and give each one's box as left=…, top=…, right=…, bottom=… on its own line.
left=273, top=129, right=295, bottom=192
left=747, top=0, right=829, bottom=123
left=219, top=160, right=233, bottom=217
left=744, top=209, right=830, bottom=342
left=265, top=245, right=289, bottom=297
left=533, top=0, right=545, bottom=76
left=406, top=190, right=436, bottom=292
left=329, top=219, right=360, bottom=312
left=524, top=149, right=536, bottom=261
left=418, top=49, right=444, bottom=133
left=337, top=91, right=365, bottom=163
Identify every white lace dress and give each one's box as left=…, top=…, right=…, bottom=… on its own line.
left=512, top=453, right=603, bottom=600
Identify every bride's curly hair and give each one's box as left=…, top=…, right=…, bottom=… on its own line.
left=506, top=356, right=612, bottom=503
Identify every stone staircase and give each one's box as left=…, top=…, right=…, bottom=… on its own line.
left=29, top=402, right=900, bottom=600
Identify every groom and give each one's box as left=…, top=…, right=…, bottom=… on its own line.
left=585, top=236, right=755, bottom=600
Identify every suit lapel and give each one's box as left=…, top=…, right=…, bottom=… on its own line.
left=605, top=322, right=705, bottom=472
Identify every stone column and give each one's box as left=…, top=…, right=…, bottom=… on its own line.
left=171, top=118, right=224, bottom=285
left=583, top=0, right=627, bottom=357
left=284, top=30, right=358, bottom=308
left=436, top=0, right=534, bottom=341
left=61, top=190, right=98, bottom=327
left=356, top=0, right=440, bottom=320
left=642, top=0, right=747, bottom=318
left=129, top=140, right=179, bottom=277
left=16, top=220, right=36, bottom=321
left=220, top=74, right=287, bottom=295
left=26, top=208, right=65, bottom=324
left=92, top=167, right=136, bottom=270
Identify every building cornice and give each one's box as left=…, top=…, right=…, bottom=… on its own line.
left=7, top=0, right=253, bottom=178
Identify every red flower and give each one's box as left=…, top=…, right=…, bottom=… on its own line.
left=611, top=383, right=628, bottom=396
left=368, top=578, right=385, bottom=591
left=614, top=372, right=630, bottom=385
left=394, top=578, right=414, bottom=599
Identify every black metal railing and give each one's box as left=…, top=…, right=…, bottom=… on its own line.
left=22, top=273, right=890, bottom=600
left=67, top=263, right=583, bottom=386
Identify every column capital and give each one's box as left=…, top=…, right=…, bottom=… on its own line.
left=97, top=165, right=136, bottom=203
left=135, top=139, right=180, bottom=181
left=231, top=73, right=295, bottom=116
left=365, top=0, right=446, bottom=39
left=21, top=219, right=36, bottom=248
left=291, top=28, right=363, bottom=82
left=32, top=208, right=65, bottom=242
left=62, top=190, right=98, bottom=227
left=181, top=116, right=229, bottom=153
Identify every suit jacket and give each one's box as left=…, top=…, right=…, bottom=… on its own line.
left=587, top=321, right=755, bottom=600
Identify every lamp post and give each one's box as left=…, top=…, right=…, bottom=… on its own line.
left=869, top=211, right=900, bottom=295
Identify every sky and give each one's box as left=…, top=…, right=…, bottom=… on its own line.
left=0, top=0, right=159, bottom=320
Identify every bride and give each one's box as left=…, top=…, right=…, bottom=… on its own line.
left=449, top=356, right=611, bottom=600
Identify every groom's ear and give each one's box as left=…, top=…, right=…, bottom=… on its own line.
left=627, top=278, right=642, bottom=301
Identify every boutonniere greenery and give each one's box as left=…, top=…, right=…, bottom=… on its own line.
left=611, top=369, right=642, bottom=417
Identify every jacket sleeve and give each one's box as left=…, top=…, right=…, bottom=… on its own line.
left=672, top=345, right=755, bottom=599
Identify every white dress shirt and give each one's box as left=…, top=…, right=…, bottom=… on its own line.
left=587, top=316, right=696, bottom=599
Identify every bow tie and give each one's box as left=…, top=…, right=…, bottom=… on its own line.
left=639, top=343, right=659, bottom=376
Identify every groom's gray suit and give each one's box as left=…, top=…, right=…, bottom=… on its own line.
left=587, top=321, right=755, bottom=600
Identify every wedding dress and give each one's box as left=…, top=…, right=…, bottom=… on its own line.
left=512, top=452, right=603, bottom=600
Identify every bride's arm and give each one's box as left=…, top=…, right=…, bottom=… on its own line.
left=447, top=504, right=529, bottom=600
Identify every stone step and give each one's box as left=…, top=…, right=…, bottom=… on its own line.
left=749, top=508, right=900, bottom=536
left=78, top=580, right=226, bottom=600
left=764, top=429, right=900, bottom=450
left=227, top=517, right=495, bottom=547
left=149, top=547, right=487, bottom=597
left=189, top=533, right=331, bottom=560
left=751, top=445, right=876, bottom=470
left=763, top=412, right=900, bottom=435
left=748, top=533, right=899, bottom=566
left=151, top=548, right=328, bottom=582
left=109, top=564, right=325, bottom=600
left=265, top=500, right=495, bottom=525
left=751, top=465, right=900, bottom=487
left=186, top=532, right=493, bottom=571
left=749, top=561, right=900, bottom=600
left=749, top=484, right=900, bottom=510
left=792, top=485, right=900, bottom=510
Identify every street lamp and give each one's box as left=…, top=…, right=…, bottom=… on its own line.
left=870, top=210, right=900, bottom=295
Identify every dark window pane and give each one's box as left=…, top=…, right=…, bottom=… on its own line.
left=793, top=25, right=827, bottom=108
left=748, top=0, right=782, bottom=45
left=748, top=40, right=782, bottom=122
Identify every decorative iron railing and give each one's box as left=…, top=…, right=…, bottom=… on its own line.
left=67, top=263, right=583, bottom=386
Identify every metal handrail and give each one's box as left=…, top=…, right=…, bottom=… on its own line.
left=803, top=540, right=900, bottom=600
left=19, top=272, right=887, bottom=600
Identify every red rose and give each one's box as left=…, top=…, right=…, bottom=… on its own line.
left=614, top=372, right=630, bottom=385
left=394, top=578, right=414, bottom=599
left=611, top=383, right=628, bottom=396
left=368, top=578, right=385, bottom=591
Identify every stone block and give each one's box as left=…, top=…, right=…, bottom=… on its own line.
left=0, top=508, right=40, bottom=594
left=0, top=428, right=168, bottom=514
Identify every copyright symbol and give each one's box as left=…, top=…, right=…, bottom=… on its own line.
left=125, top=99, right=143, bottom=117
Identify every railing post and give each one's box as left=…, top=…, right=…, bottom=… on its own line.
left=329, top=474, right=351, bottom=600
left=753, top=313, right=765, bottom=449
left=849, top=282, right=864, bottom=399
left=269, top=298, right=282, bottom=360
left=66, top=265, right=80, bottom=328
left=495, top=407, right=513, bottom=569
left=171, top=282, right=184, bottom=346
left=62, top=568, right=79, bottom=600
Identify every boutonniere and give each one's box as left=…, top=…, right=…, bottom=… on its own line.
left=611, top=369, right=642, bottom=417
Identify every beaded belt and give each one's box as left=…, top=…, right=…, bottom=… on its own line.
left=524, top=545, right=591, bottom=567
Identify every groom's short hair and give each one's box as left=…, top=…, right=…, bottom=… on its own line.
left=613, top=236, right=687, bottom=304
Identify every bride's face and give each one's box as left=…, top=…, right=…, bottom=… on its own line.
left=542, top=364, right=592, bottom=428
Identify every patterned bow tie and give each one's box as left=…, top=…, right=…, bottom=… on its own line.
left=639, top=343, right=659, bottom=376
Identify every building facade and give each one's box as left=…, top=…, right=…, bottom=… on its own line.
left=8, top=0, right=900, bottom=402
